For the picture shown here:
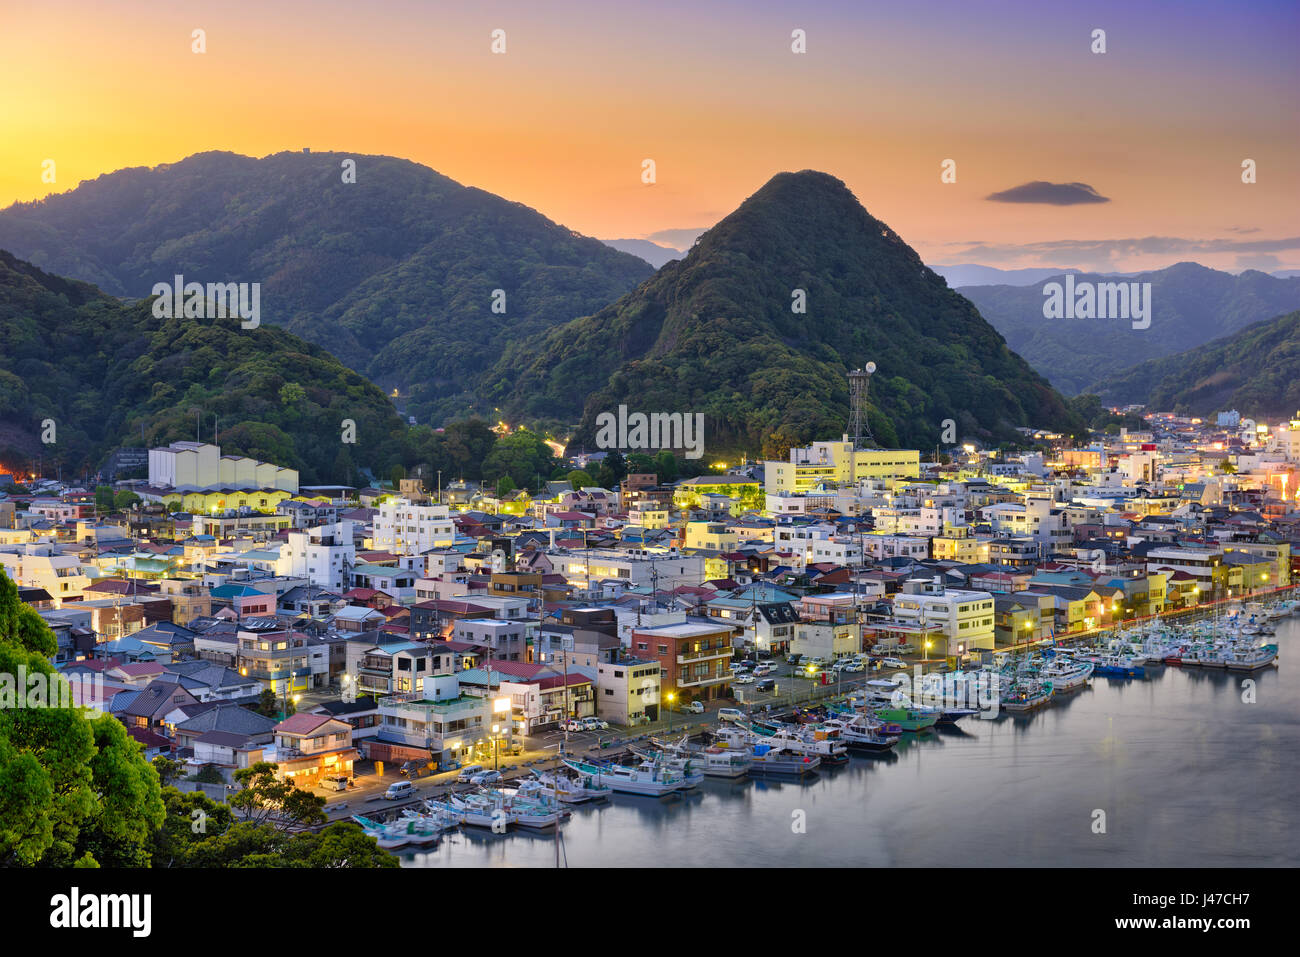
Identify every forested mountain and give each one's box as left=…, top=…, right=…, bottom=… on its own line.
left=0, top=151, right=652, bottom=424
left=491, top=170, right=1084, bottom=456
left=1091, top=309, right=1300, bottom=418
left=0, top=251, right=408, bottom=483
left=961, top=264, right=1300, bottom=394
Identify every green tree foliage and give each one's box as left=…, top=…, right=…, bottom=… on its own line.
left=112, top=490, right=142, bottom=510
left=228, top=762, right=327, bottom=830
left=0, top=251, right=410, bottom=484
left=481, top=428, right=557, bottom=489
left=496, top=475, right=517, bottom=496
left=565, top=469, right=594, bottom=489
left=0, top=568, right=164, bottom=867
left=0, top=150, right=651, bottom=426
left=1090, top=310, right=1300, bottom=419
left=152, top=787, right=395, bottom=868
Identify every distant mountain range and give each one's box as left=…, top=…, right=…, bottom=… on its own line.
left=0, top=150, right=652, bottom=425
left=931, top=264, right=1086, bottom=287
left=490, top=170, right=1084, bottom=455
left=1090, top=309, right=1300, bottom=419
left=601, top=239, right=685, bottom=269
left=0, top=250, right=407, bottom=483
left=934, top=263, right=1300, bottom=287
left=959, top=263, right=1300, bottom=395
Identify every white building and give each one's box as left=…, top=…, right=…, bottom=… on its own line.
left=372, top=499, right=455, bottom=555
left=148, top=441, right=298, bottom=493
left=595, top=657, right=662, bottom=726
left=278, top=521, right=356, bottom=590
left=890, top=577, right=995, bottom=656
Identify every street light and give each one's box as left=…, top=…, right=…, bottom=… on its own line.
left=491, top=723, right=501, bottom=770
left=665, top=691, right=675, bottom=732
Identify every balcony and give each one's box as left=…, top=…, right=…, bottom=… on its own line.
left=677, top=647, right=732, bottom=664
left=242, top=665, right=311, bottom=682
left=677, top=673, right=730, bottom=688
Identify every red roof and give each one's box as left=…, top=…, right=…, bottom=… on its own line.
left=274, top=712, right=336, bottom=735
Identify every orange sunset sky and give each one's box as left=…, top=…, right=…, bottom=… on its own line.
left=1, top=0, right=1297, bottom=272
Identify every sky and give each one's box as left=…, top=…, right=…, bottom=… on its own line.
left=1, top=0, right=1297, bottom=272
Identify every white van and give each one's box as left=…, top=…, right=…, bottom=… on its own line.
left=321, top=773, right=350, bottom=792
left=456, top=764, right=485, bottom=783
left=384, top=780, right=416, bottom=801
left=717, top=708, right=745, bottom=723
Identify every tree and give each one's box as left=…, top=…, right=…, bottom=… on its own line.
left=497, top=475, right=517, bottom=496
left=481, top=428, right=556, bottom=489
left=228, top=762, right=327, bottom=830
left=0, top=568, right=163, bottom=867
left=94, top=485, right=115, bottom=510
left=113, top=490, right=142, bottom=511
left=388, top=463, right=407, bottom=487
left=653, top=450, right=678, bottom=483
left=566, top=469, right=594, bottom=489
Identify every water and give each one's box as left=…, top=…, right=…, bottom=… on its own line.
left=401, top=619, right=1298, bottom=867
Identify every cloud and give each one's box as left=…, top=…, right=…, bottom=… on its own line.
left=647, top=227, right=709, bottom=248
left=985, top=181, right=1110, bottom=205
left=948, top=234, right=1300, bottom=270
left=1235, top=252, right=1283, bottom=271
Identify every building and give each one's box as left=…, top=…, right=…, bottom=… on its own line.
left=271, top=713, right=358, bottom=787
left=278, top=521, right=356, bottom=590
left=765, top=437, right=921, bottom=495
left=890, top=577, right=996, bottom=656
left=372, top=499, right=455, bottom=555
left=375, top=673, right=500, bottom=771
left=148, top=441, right=298, bottom=495
left=629, top=619, right=734, bottom=703
left=595, top=657, right=662, bottom=726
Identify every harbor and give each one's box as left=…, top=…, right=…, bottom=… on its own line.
left=387, top=603, right=1295, bottom=867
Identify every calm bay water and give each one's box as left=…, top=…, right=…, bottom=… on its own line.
left=402, top=620, right=1297, bottom=867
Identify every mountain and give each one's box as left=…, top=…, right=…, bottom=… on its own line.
left=0, top=251, right=408, bottom=483
left=601, top=239, right=684, bottom=269
left=931, top=264, right=1085, bottom=287
left=490, top=171, right=1085, bottom=456
left=1090, top=309, right=1300, bottom=418
left=0, top=151, right=652, bottom=424
left=960, top=263, right=1300, bottom=394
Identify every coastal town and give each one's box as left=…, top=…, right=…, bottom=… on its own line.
left=1, top=390, right=1294, bottom=855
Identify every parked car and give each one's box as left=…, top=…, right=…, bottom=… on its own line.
left=582, top=716, right=609, bottom=731
left=843, top=661, right=866, bottom=672
left=384, top=780, right=416, bottom=801
left=733, top=673, right=756, bottom=684
left=881, top=657, right=908, bottom=670
left=786, top=653, right=804, bottom=665
left=756, top=678, right=777, bottom=693
left=321, top=773, right=350, bottom=791
left=564, top=718, right=585, bottom=733
left=717, top=708, right=745, bottom=723
left=456, top=764, right=485, bottom=783
left=470, top=770, right=503, bottom=785
left=680, top=700, right=705, bottom=715
left=507, top=740, right=524, bottom=755
left=753, top=663, right=775, bottom=676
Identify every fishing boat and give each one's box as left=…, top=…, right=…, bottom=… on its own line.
left=500, top=789, right=565, bottom=829
left=650, top=735, right=752, bottom=778
left=1040, top=657, right=1094, bottom=692
left=562, top=756, right=687, bottom=796
left=870, top=705, right=940, bottom=731
left=352, top=814, right=423, bottom=849
left=1001, top=679, right=1053, bottom=713
left=1223, top=644, right=1278, bottom=671
left=533, top=768, right=612, bottom=803
left=1089, top=654, right=1147, bottom=678
left=629, top=745, right=705, bottom=787
left=748, top=742, right=821, bottom=776
left=820, top=713, right=900, bottom=752
left=750, top=721, right=850, bottom=764
left=447, top=791, right=513, bottom=829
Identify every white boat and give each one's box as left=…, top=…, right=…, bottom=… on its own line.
left=1041, top=657, right=1094, bottom=691
left=533, top=768, right=612, bottom=803
left=629, top=745, right=704, bottom=788
left=650, top=735, right=752, bottom=778
left=447, top=791, right=512, bottom=829
left=1224, top=644, right=1278, bottom=671
left=562, top=756, right=687, bottom=796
